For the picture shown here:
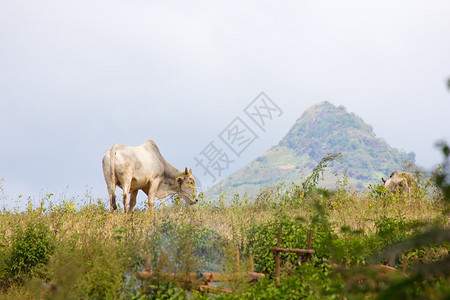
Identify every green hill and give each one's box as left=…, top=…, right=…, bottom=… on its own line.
left=208, top=101, right=415, bottom=196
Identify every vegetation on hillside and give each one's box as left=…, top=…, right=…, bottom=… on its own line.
left=0, top=148, right=448, bottom=299
left=210, top=101, right=415, bottom=197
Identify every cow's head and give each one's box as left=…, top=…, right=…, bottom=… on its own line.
left=382, top=173, right=408, bottom=195
left=175, top=167, right=198, bottom=205
left=382, top=177, right=394, bottom=197
left=382, top=171, right=397, bottom=187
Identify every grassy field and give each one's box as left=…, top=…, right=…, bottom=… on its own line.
left=0, top=160, right=449, bottom=299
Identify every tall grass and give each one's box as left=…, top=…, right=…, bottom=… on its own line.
left=0, top=162, right=448, bottom=299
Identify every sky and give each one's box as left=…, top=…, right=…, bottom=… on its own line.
left=1, top=1, right=449, bottom=209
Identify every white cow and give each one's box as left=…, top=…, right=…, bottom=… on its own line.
left=102, top=139, right=198, bottom=212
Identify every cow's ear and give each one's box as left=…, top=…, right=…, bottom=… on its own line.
left=382, top=178, right=386, bottom=183
left=184, top=167, right=188, bottom=175
left=189, top=168, right=192, bottom=174
left=177, top=177, right=183, bottom=183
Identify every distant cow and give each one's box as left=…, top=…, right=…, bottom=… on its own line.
left=382, top=172, right=415, bottom=199
left=102, top=139, right=198, bottom=212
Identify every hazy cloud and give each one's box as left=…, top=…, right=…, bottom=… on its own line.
left=1, top=0, right=449, bottom=208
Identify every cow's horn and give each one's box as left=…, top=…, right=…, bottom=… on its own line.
left=189, top=168, right=192, bottom=174
left=185, top=167, right=188, bottom=175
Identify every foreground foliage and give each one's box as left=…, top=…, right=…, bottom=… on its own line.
left=0, top=149, right=448, bottom=299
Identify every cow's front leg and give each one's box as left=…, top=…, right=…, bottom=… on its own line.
left=129, top=190, right=138, bottom=211
left=147, top=178, right=162, bottom=211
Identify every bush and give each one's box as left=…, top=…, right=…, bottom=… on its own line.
left=38, top=226, right=130, bottom=299
left=217, top=262, right=343, bottom=300
left=374, top=215, right=421, bottom=246
left=246, top=214, right=334, bottom=276
left=132, top=281, right=187, bottom=299
left=155, top=217, right=225, bottom=273
left=7, top=221, right=55, bottom=282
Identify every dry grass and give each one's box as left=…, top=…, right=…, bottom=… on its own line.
left=0, top=181, right=446, bottom=299
left=0, top=186, right=444, bottom=247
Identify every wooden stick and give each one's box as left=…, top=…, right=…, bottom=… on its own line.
left=248, top=272, right=265, bottom=281
left=136, top=270, right=153, bottom=280
left=249, top=254, right=254, bottom=272
left=271, top=247, right=316, bottom=254
left=145, top=251, right=150, bottom=271
left=137, top=251, right=152, bottom=290
left=199, top=284, right=232, bottom=294
left=307, top=229, right=313, bottom=249
left=367, top=264, right=398, bottom=275
left=136, top=271, right=266, bottom=283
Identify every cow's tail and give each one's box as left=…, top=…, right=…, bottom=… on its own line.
left=109, top=145, right=118, bottom=211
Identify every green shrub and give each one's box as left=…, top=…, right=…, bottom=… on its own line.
left=39, top=230, right=129, bottom=299
left=8, top=221, right=55, bottom=281
left=374, top=215, right=421, bottom=246
left=156, top=217, right=225, bottom=272
left=217, top=262, right=343, bottom=300
left=246, top=214, right=334, bottom=276
left=132, top=281, right=187, bottom=299
left=334, top=226, right=377, bottom=265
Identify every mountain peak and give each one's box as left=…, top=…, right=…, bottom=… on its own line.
left=302, top=101, right=341, bottom=118
left=208, top=101, right=415, bottom=196
left=279, top=102, right=374, bottom=159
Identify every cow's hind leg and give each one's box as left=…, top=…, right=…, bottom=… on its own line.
left=110, top=193, right=117, bottom=212
left=108, top=185, right=117, bottom=212
left=129, top=190, right=138, bottom=212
